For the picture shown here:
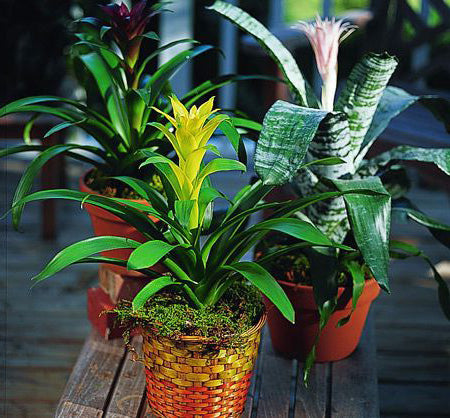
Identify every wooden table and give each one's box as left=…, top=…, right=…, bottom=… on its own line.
left=55, top=315, right=378, bottom=417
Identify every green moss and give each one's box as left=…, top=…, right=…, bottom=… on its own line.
left=113, top=282, right=264, bottom=347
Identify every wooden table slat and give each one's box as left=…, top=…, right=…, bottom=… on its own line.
left=104, top=336, right=147, bottom=418
left=330, top=313, right=379, bottom=418
left=254, top=327, right=294, bottom=417
left=294, top=363, right=330, bottom=418
left=55, top=331, right=126, bottom=417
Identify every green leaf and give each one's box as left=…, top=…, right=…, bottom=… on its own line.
left=11, top=144, right=99, bottom=230
left=224, top=262, right=295, bottom=323
left=136, top=38, right=198, bottom=83
left=300, top=156, right=347, bottom=170
left=132, top=276, right=178, bottom=311
left=390, top=240, right=450, bottom=320
left=197, top=158, right=246, bottom=185
left=174, top=200, right=196, bottom=230
left=208, top=0, right=316, bottom=107
left=332, top=177, right=391, bottom=292
left=336, top=52, right=398, bottom=155
left=254, top=100, right=329, bottom=185
left=357, top=86, right=450, bottom=163
left=23, top=114, right=39, bottom=144
left=392, top=198, right=450, bottom=249
left=112, top=176, right=168, bottom=214
left=32, top=236, right=141, bottom=284
left=364, top=145, right=450, bottom=176
left=244, top=218, right=335, bottom=247
left=140, top=31, right=159, bottom=41
left=147, top=45, right=215, bottom=104
left=79, top=52, right=130, bottom=142
left=44, top=120, right=85, bottom=138
left=337, top=260, right=366, bottom=327
left=100, top=25, right=111, bottom=39
left=230, top=117, right=262, bottom=132
left=10, top=189, right=165, bottom=241
left=128, top=241, right=178, bottom=270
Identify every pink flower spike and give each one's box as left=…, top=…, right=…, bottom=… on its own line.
left=294, top=16, right=357, bottom=111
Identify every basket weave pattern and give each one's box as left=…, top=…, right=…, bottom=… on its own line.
left=142, top=314, right=265, bottom=417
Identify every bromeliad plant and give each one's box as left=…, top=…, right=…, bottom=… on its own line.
left=10, top=95, right=372, bottom=326
left=211, top=1, right=450, bottom=323
left=0, top=0, right=258, bottom=229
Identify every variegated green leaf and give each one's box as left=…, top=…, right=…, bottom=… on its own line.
left=336, top=52, right=398, bottom=156
left=255, top=100, right=328, bottom=185
left=332, top=177, right=391, bottom=291
left=361, top=145, right=450, bottom=176
left=356, top=86, right=450, bottom=165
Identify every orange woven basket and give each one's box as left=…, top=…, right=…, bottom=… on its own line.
left=142, top=312, right=266, bottom=417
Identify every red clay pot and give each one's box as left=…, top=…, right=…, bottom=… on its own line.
left=264, top=278, right=380, bottom=362
left=79, top=172, right=164, bottom=277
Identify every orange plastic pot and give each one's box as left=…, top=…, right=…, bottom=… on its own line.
left=142, top=312, right=266, bottom=417
left=264, top=278, right=380, bottom=362
left=79, top=172, right=164, bottom=277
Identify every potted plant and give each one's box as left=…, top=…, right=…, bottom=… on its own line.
left=12, top=95, right=372, bottom=414
left=211, top=1, right=450, bottom=374
left=0, top=1, right=259, bottom=277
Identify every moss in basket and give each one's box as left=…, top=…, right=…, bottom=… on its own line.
left=114, top=282, right=264, bottom=347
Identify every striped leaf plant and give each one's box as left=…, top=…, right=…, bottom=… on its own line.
left=0, top=1, right=263, bottom=230
left=8, top=96, right=386, bottom=331
left=210, top=0, right=450, bottom=356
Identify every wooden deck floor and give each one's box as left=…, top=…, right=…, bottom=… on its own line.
left=1, top=160, right=449, bottom=417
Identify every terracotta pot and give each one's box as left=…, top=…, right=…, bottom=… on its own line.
left=142, top=312, right=266, bottom=417
left=264, top=278, right=380, bottom=362
left=79, top=172, right=165, bottom=277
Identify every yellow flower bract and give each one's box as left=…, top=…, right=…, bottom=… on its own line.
left=152, top=96, right=231, bottom=229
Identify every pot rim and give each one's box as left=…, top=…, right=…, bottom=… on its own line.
left=142, top=309, right=267, bottom=344
left=276, top=276, right=379, bottom=292
left=79, top=169, right=147, bottom=204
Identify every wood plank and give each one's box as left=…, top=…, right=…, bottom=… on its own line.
left=104, top=336, right=146, bottom=418
left=377, top=353, right=450, bottom=383
left=55, top=401, right=103, bottom=417
left=0, top=400, right=57, bottom=417
left=243, top=327, right=266, bottom=418
left=376, top=326, right=450, bottom=355
left=379, top=383, right=450, bottom=416
left=294, top=363, right=330, bottom=418
left=255, top=326, right=295, bottom=417
left=330, top=314, right=379, bottom=418
left=55, top=331, right=126, bottom=417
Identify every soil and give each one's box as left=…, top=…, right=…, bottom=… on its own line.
left=85, top=168, right=164, bottom=199
left=256, top=235, right=371, bottom=286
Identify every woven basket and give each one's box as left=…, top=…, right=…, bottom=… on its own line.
left=142, top=312, right=266, bottom=417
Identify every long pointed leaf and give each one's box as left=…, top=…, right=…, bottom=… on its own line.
left=356, top=86, right=450, bottom=164
left=132, top=276, right=179, bottom=311
left=32, top=236, right=141, bottom=284
left=128, top=241, right=178, bottom=270
left=208, top=0, right=316, bottom=107
left=336, top=52, right=398, bottom=155
left=224, top=262, right=294, bottom=323
left=332, top=177, right=391, bottom=292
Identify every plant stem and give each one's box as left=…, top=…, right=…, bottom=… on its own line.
left=181, top=284, right=205, bottom=309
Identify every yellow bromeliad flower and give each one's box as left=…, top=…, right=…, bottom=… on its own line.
left=149, top=96, right=245, bottom=229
